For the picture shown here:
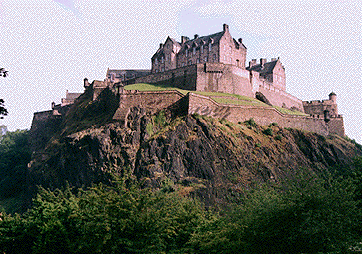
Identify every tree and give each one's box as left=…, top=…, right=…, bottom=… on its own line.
left=0, top=68, right=8, bottom=118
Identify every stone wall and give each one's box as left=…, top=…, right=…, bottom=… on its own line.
left=196, top=63, right=253, bottom=97
left=327, top=117, right=345, bottom=136
left=134, top=65, right=197, bottom=91
left=188, top=93, right=332, bottom=136
left=303, top=99, right=338, bottom=117
left=30, top=110, right=63, bottom=152
left=112, top=90, right=185, bottom=121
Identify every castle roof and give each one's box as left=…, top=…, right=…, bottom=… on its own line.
left=107, top=69, right=151, bottom=80
left=65, top=92, right=82, bottom=100
left=246, top=60, right=278, bottom=75
left=179, top=31, right=224, bottom=53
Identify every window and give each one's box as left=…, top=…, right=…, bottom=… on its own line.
left=165, top=55, right=168, bottom=62
left=188, top=60, right=192, bottom=65
left=213, top=54, right=216, bottom=61
left=155, top=58, right=158, bottom=64
left=201, top=45, right=204, bottom=53
left=186, top=49, right=188, bottom=57
left=209, top=43, right=212, bottom=51
left=167, top=44, right=170, bottom=49
left=236, top=59, right=240, bottom=67
left=155, top=69, right=159, bottom=73
left=193, top=47, right=196, bottom=55
left=229, top=57, right=232, bottom=63
left=161, top=67, right=164, bottom=72
left=196, top=58, right=200, bottom=63
left=204, top=56, right=208, bottom=62
left=161, top=57, right=164, bottom=63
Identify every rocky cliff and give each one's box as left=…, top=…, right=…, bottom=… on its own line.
left=27, top=90, right=362, bottom=207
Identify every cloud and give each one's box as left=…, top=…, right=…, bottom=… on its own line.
left=52, top=0, right=80, bottom=18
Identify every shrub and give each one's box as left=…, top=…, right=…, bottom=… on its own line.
left=263, top=128, right=273, bottom=136
left=274, top=135, right=282, bottom=141
left=244, top=118, right=257, bottom=128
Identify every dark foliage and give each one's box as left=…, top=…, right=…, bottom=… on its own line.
left=0, top=130, right=31, bottom=210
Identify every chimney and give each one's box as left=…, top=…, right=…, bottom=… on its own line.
left=260, top=58, right=267, bottom=66
left=249, top=59, right=257, bottom=68
left=181, top=36, right=189, bottom=44
left=238, top=38, right=242, bottom=44
left=159, top=43, right=163, bottom=49
left=84, top=78, right=89, bottom=88
left=223, top=24, right=229, bottom=32
left=194, top=34, right=199, bottom=39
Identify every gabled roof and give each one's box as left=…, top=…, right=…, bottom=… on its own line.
left=246, top=60, right=278, bottom=75
left=152, top=36, right=180, bottom=59
left=179, top=31, right=224, bottom=53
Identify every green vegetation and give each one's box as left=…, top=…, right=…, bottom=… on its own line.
left=124, top=83, right=307, bottom=116
left=263, top=127, right=273, bottom=136
left=244, top=118, right=257, bottom=128
left=273, top=105, right=308, bottom=116
left=124, top=83, right=189, bottom=95
left=0, top=130, right=30, bottom=213
left=1, top=163, right=362, bottom=253
left=274, top=134, right=282, bottom=141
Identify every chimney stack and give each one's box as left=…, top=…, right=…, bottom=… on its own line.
left=223, top=24, right=229, bottom=32
left=260, top=58, right=267, bottom=66
left=249, top=59, right=257, bottom=68
left=159, top=43, right=163, bottom=49
left=194, top=34, right=199, bottom=39
left=238, top=38, right=242, bottom=44
left=181, top=36, right=189, bottom=44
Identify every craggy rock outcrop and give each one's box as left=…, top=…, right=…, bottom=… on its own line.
left=27, top=107, right=362, bottom=207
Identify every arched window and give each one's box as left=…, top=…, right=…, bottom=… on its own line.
left=186, top=49, right=188, bottom=57
left=193, top=47, right=196, bottom=55
left=161, top=56, right=164, bottom=63
left=201, top=45, right=204, bottom=53
left=155, top=58, right=158, bottom=64
left=209, top=43, right=212, bottom=51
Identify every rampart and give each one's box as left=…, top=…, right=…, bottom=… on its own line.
left=195, top=63, right=253, bottom=97
left=112, top=90, right=185, bottom=121
left=110, top=90, right=344, bottom=137
left=133, top=65, right=197, bottom=91
left=187, top=93, right=330, bottom=136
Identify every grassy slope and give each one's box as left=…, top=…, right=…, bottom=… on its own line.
left=124, top=83, right=307, bottom=116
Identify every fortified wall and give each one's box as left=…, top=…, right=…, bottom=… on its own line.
left=110, top=89, right=343, bottom=137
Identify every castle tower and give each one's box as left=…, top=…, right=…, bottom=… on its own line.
left=329, top=92, right=337, bottom=103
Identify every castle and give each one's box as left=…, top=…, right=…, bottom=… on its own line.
left=31, top=24, right=345, bottom=138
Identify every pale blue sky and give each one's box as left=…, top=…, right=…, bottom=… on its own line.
left=0, top=0, right=361, bottom=143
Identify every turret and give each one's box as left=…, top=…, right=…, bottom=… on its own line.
left=84, top=78, right=89, bottom=88
left=329, top=92, right=337, bottom=103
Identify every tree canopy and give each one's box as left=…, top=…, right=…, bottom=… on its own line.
left=0, top=68, right=8, bottom=118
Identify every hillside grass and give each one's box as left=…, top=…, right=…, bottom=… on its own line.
left=124, top=83, right=306, bottom=116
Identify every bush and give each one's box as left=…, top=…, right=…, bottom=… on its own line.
left=263, top=128, right=273, bottom=136
left=274, top=135, right=282, bottom=141
left=244, top=118, right=257, bottom=128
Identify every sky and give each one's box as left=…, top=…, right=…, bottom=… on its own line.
left=0, top=0, right=361, bottom=143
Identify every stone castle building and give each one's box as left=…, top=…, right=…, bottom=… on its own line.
left=31, top=24, right=345, bottom=138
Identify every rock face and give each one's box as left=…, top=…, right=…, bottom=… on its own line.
left=27, top=104, right=362, bottom=207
